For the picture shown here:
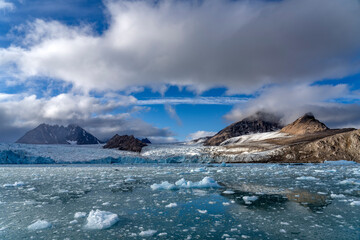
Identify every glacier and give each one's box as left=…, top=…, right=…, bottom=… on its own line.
left=0, top=143, right=211, bottom=164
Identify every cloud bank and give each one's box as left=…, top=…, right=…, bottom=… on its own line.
left=1, top=0, right=360, bottom=93
left=0, top=93, right=174, bottom=142
left=225, top=84, right=360, bottom=129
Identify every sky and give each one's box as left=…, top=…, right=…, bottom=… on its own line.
left=0, top=0, right=360, bottom=143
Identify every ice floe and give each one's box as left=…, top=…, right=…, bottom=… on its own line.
left=243, top=196, right=259, bottom=204
left=74, top=212, right=87, bottom=219
left=296, top=176, right=318, bottom=181
left=350, top=201, right=360, bottom=206
left=139, top=229, right=157, bottom=237
left=3, top=182, right=25, bottom=187
left=339, top=178, right=360, bottom=185
left=84, top=210, right=119, bottom=230
left=27, top=220, right=52, bottom=230
left=151, top=177, right=221, bottom=190
left=165, top=203, right=177, bottom=208
left=150, top=181, right=177, bottom=190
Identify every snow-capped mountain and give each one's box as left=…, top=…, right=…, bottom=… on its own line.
left=16, top=124, right=100, bottom=145
left=205, top=112, right=282, bottom=146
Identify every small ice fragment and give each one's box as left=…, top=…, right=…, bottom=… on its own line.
left=175, top=177, right=221, bottom=188
left=243, top=196, right=258, bottom=203
left=74, top=212, right=87, bottom=219
left=190, top=168, right=206, bottom=173
left=198, top=209, right=207, bottom=214
left=330, top=194, right=346, bottom=198
left=165, top=203, right=177, bottom=208
left=3, top=182, right=25, bottom=188
left=222, top=190, right=235, bottom=195
left=350, top=201, right=360, bottom=206
left=125, top=178, right=136, bottom=183
left=150, top=181, right=177, bottom=190
left=339, top=179, right=360, bottom=185
left=27, top=220, right=52, bottom=230
left=84, top=210, right=119, bottom=229
left=70, top=220, right=78, bottom=224
left=139, top=229, right=157, bottom=237
left=158, top=232, right=167, bottom=236
left=280, top=229, right=286, bottom=233
left=296, top=176, right=318, bottom=180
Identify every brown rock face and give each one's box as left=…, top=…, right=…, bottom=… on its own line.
left=280, top=113, right=328, bottom=135
left=103, top=134, right=147, bottom=153
left=270, top=129, right=360, bottom=163
left=205, top=112, right=282, bottom=146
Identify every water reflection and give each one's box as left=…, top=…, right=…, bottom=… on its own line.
left=220, top=183, right=331, bottom=211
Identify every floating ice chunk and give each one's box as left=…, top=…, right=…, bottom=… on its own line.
left=151, top=177, right=221, bottom=190
left=175, top=177, right=221, bottom=189
left=84, top=210, right=119, bottom=229
left=125, top=178, right=136, bottom=183
left=150, top=181, right=177, bottom=190
left=165, top=203, right=177, bottom=208
left=339, top=179, right=360, bottom=185
left=198, top=209, right=207, bottom=214
left=70, top=220, right=78, bottom=224
left=74, top=212, right=87, bottom=219
left=3, top=182, right=25, bottom=188
left=243, top=196, right=258, bottom=204
left=139, top=229, right=157, bottom=237
left=158, top=232, right=167, bottom=236
left=350, top=201, right=360, bottom=206
left=324, top=160, right=357, bottom=165
left=330, top=194, right=346, bottom=199
left=296, top=176, right=318, bottom=181
left=190, top=168, right=207, bottom=173
left=222, top=190, right=235, bottom=195
left=27, top=220, right=52, bottom=230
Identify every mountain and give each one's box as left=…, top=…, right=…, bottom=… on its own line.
left=206, top=113, right=358, bottom=163
left=103, top=134, right=147, bottom=153
left=280, top=113, right=328, bottom=135
left=16, top=124, right=101, bottom=145
left=205, top=112, right=282, bottom=146
left=140, top=138, right=151, bottom=144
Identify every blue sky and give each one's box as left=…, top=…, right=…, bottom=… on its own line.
left=0, top=0, right=360, bottom=142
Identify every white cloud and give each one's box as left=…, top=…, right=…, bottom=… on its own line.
left=224, top=84, right=360, bottom=128
left=136, top=97, right=247, bottom=105
left=0, top=93, right=174, bottom=142
left=164, top=104, right=182, bottom=126
left=1, top=0, right=360, bottom=93
left=0, top=0, right=14, bottom=10
left=186, top=131, right=217, bottom=140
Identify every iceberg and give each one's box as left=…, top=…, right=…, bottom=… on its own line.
left=84, top=210, right=119, bottom=230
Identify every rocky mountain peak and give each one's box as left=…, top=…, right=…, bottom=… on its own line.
left=16, top=124, right=100, bottom=145
left=103, top=134, right=147, bottom=153
left=204, top=112, right=282, bottom=146
left=280, top=113, right=329, bottom=135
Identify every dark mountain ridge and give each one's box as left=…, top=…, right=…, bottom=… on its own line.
left=16, top=124, right=100, bottom=145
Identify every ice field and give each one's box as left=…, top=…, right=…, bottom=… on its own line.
left=0, top=163, right=359, bottom=239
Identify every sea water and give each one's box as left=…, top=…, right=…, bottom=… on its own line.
left=0, top=163, right=359, bottom=239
